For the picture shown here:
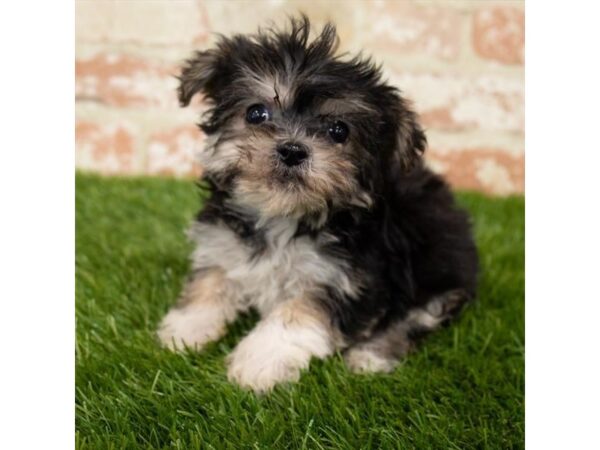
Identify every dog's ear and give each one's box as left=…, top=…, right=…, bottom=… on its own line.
left=388, top=95, right=427, bottom=172
left=177, top=49, right=223, bottom=107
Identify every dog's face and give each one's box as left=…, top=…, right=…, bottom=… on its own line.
left=179, top=17, right=426, bottom=222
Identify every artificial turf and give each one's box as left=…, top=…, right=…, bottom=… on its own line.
left=75, top=173, right=524, bottom=449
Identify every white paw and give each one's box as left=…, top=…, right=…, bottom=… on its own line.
left=344, top=346, right=397, bottom=374
left=157, top=304, right=227, bottom=351
left=227, top=319, right=331, bottom=393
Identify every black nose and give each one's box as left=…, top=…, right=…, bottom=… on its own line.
left=276, top=142, right=309, bottom=167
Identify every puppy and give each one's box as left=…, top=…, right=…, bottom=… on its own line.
left=158, top=16, right=478, bottom=392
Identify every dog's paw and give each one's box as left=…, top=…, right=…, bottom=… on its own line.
left=344, top=346, right=398, bottom=374
left=157, top=304, right=227, bottom=351
left=226, top=324, right=315, bottom=393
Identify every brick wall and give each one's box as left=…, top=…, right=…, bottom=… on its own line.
left=75, top=0, right=524, bottom=195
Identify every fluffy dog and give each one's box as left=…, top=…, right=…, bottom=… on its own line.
left=158, top=16, right=478, bottom=392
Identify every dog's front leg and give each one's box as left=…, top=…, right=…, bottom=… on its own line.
left=158, top=267, right=240, bottom=351
left=227, top=297, right=338, bottom=393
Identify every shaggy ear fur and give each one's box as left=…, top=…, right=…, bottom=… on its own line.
left=177, top=50, right=221, bottom=107
left=389, top=96, right=427, bottom=172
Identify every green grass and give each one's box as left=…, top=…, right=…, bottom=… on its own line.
left=75, top=173, right=524, bottom=449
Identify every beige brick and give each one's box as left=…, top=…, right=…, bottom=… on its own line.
left=76, top=53, right=179, bottom=108
left=146, top=125, right=204, bottom=177
left=473, top=6, right=525, bottom=64
left=426, top=147, right=524, bottom=195
left=76, top=120, right=139, bottom=175
left=76, top=102, right=203, bottom=175
left=75, top=0, right=115, bottom=43
left=76, top=0, right=208, bottom=46
left=386, top=70, right=524, bottom=133
left=353, top=1, right=464, bottom=60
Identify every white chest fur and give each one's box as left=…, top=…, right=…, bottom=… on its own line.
left=188, top=218, right=357, bottom=314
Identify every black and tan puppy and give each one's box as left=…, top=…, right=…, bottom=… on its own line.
left=158, top=16, right=478, bottom=392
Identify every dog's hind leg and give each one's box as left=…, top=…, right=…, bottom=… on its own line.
left=344, top=289, right=471, bottom=373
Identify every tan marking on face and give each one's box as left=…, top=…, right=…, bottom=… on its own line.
left=233, top=134, right=371, bottom=219
left=319, top=97, right=377, bottom=116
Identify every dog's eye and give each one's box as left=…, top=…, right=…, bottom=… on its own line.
left=246, top=104, right=271, bottom=124
left=328, top=121, right=349, bottom=143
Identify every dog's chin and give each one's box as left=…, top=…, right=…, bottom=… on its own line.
left=272, top=164, right=308, bottom=187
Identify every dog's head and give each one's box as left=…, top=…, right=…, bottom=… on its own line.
left=179, top=16, right=426, bottom=222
